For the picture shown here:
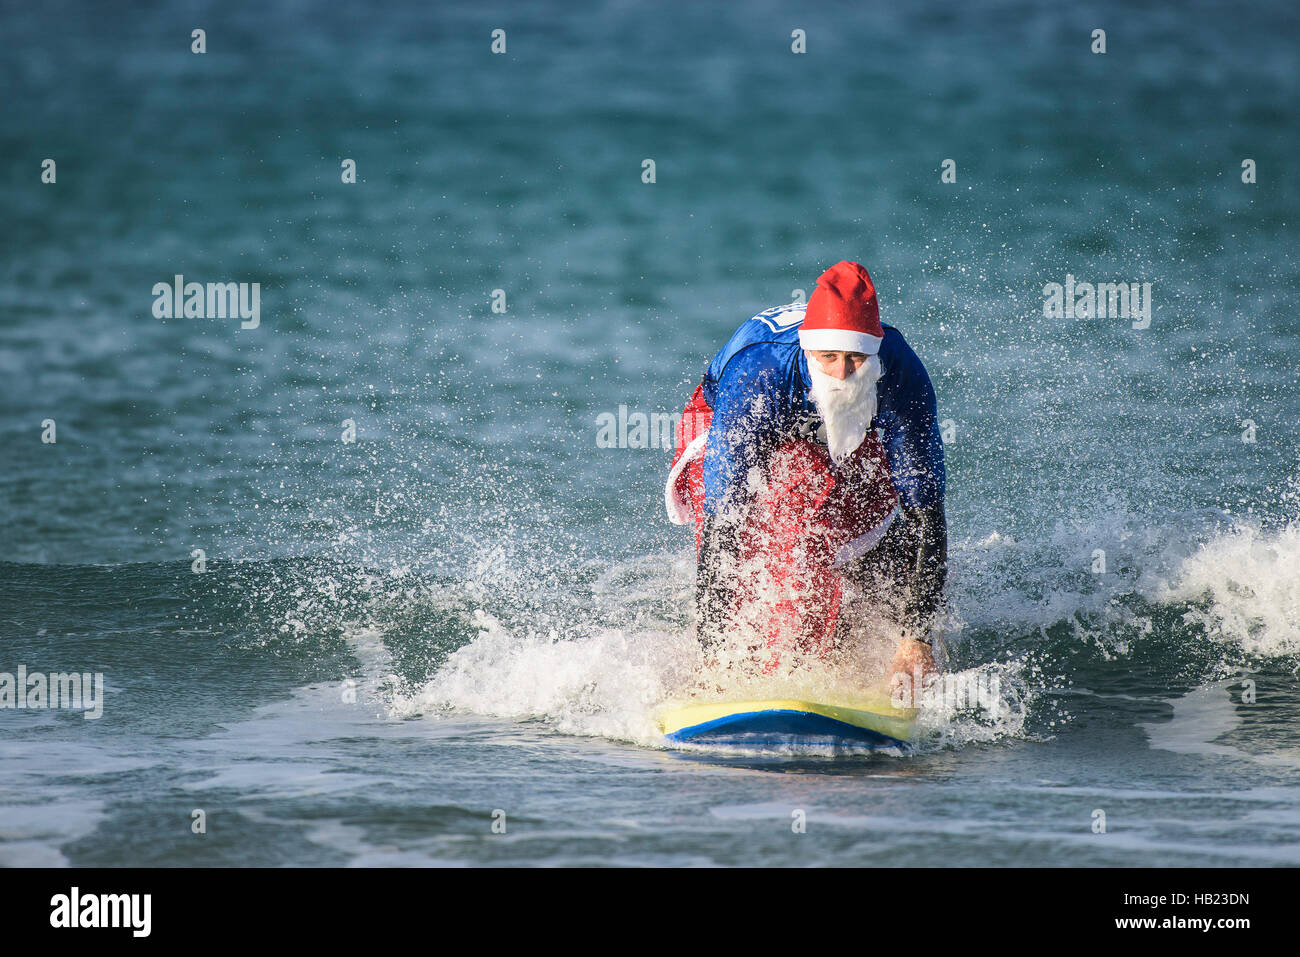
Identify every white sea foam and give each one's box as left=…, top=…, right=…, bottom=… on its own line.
left=379, top=489, right=1298, bottom=754
left=912, top=659, right=1032, bottom=748
left=391, top=609, right=693, bottom=746
left=387, top=574, right=1031, bottom=754
left=1148, top=518, right=1300, bottom=658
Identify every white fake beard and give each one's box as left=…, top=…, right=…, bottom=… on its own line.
left=806, top=354, right=882, bottom=463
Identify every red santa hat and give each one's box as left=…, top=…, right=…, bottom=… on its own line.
left=798, top=261, right=884, bottom=355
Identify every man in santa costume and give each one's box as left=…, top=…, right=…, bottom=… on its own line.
left=666, top=260, right=947, bottom=688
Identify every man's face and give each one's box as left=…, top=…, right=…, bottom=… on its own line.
left=805, top=350, right=869, bottom=382
left=802, top=348, right=882, bottom=463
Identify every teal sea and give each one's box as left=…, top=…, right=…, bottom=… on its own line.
left=2, top=0, right=1299, bottom=866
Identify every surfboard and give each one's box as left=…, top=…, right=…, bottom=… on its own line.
left=659, top=692, right=915, bottom=750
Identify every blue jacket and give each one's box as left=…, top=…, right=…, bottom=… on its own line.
left=700, top=303, right=945, bottom=515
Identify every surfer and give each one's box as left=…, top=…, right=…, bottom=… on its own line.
left=666, top=261, right=946, bottom=689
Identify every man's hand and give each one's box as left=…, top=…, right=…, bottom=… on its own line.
left=888, top=636, right=938, bottom=708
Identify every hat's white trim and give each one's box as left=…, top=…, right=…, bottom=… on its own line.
left=798, top=327, right=883, bottom=355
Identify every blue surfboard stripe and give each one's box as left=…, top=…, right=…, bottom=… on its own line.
left=664, top=708, right=905, bottom=747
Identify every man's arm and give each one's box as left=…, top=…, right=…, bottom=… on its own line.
left=886, top=499, right=947, bottom=696
left=875, top=329, right=947, bottom=643
left=695, top=512, right=737, bottom=655
left=897, top=499, right=947, bottom=642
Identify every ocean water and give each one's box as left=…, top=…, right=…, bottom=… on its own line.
left=2, top=0, right=1299, bottom=866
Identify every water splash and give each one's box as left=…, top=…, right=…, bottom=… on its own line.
left=1150, top=517, right=1300, bottom=660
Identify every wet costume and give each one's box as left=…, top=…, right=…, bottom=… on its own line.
left=665, top=264, right=946, bottom=661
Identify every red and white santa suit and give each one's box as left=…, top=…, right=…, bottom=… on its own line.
left=665, top=261, right=947, bottom=669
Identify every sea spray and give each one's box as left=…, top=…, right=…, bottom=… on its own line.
left=1151, top=519, right=1300, bottom=659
